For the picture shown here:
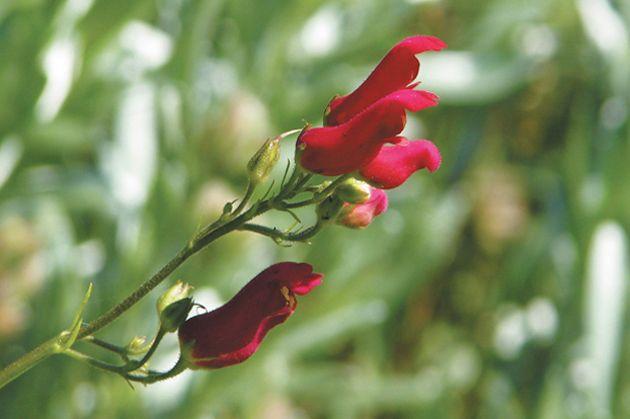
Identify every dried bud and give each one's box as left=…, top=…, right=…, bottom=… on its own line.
left=334, top=178, right=371, bottom=204
left=316, top=195, right=344, bottom=223
left=157, top=281, right=194, bottom=332
left=247, top=137, right=280, bottom=185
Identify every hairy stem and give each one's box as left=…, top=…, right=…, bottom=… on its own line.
left=77, top=246, right=194, bottom=339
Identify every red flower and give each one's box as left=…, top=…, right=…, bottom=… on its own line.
left=336, top=187, right=388, bottom=229
left=359, top=138, right=442, bottom=189
left=178, top=262, right=323, bottom=369
left=297, top=90, right=438, bottom=176
left=324, top=35, right=447, bottom=126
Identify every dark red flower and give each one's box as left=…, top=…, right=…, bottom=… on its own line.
left=297, top=90, right=438, bottom=176
left=336, top=187, right=388, bottom=229
left=178, top=262, right=322, bottom=369
left=359, top=138, right=441, bottom=189
left=324, top=35, right=447, bottom=126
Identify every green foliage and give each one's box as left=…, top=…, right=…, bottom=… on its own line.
left=0, top=0, right=628, bottom=417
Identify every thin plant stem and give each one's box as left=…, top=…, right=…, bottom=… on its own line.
left=83, top=336, right=131, bottom=360
left=239, top=222, right=322, bottom=243
left=232, top=181, right=256, bottom=216
left=284, top=174, right=350, bottom=208
left=66, top=349, right=187, bottom=384
left=0, top=338, right=59, bottom=389
left=121, top=328, right=166, bottom=372
left=65, top=349, right=129, bottom=374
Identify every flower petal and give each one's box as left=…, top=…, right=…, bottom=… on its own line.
left=359, top=139, right=441, bottom=189
left=325, top=35, right=446, bottom=126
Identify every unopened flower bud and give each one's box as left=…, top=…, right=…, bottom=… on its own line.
left=126, top=336, right=150, bottom=355
left=247, top=137, right=280, bottom=185
left=334, top=178, right=371, bottom=204
left=157, top=281, right=194, bottom=333
left=336, top=187, right=388, bottom=229
left=316, top=195, right=344, bottom=223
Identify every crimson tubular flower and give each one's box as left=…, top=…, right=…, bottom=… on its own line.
left=296, top=35, right=446, bottom=183
left=178, top=262, right=322, bottom=369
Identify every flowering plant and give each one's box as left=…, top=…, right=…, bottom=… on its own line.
left=0, top=35, right=445, bottom=387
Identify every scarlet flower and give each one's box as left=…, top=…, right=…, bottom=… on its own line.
left=297, top=90, right=438, bottom=176
left=178, top=262, right=323, bottom=369
left=359, top=138, right=442, bottom=189
left=336, top=187, right=388, bottom=229
left=324, top=35, right=447, bottom=126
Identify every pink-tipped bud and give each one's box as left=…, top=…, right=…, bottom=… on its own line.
left=336, top=187, right=388, bottom=229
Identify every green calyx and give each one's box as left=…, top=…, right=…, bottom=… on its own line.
left=316, top=195, right=344, bottom=223
left=156, top=281, right=194, bottom=333
left=334, top=178, right=371, bottom=204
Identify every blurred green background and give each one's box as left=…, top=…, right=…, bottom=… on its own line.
left=0, top=0, right=628, bottom=417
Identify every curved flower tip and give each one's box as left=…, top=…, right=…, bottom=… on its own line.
left=298, top=90, right=438, bottom=176
left=178, top=262, right=322, bottom=369
left=325, top=35, right=447, bottom=126
left=359, top=139, right=441, bottom=189
left=263, top=261, right=323, bottom=295
left=337, top=187, right=388, bottom=229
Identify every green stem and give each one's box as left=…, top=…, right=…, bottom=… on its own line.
left=66, top=349, right=187, bottom=384
left=77, top=246, right=195, bottom=339
left=0, top=337, right=59, bottom=389
left=84, top=336, right=131, bottom=360
left=124, top=357, right=187, bottom=384
left=232, top=181, right=256, bottom=216
left=122, top=328, right=166, bottom=372
left=65, top=349, right=129, bottom=374
left=239, top=222, right=323, bottom=243
left=284, top=174, right=350, bottom=208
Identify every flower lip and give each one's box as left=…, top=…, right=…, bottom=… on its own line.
left=325, top=35, right=447, bottom=126
left=359, top=138, right=442, bottom=189
left=265, top=261, right=324, bottom=295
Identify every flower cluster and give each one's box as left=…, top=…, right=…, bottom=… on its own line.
left=177, top=35, right=446, bottom=368
left=297, top=35, right=445, bottom=228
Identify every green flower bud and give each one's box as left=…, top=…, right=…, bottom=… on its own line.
left=157, top=281, right=194, bottom=332
left=316, top=195, right=344, bottom=223
left=247, top=137, right=280, bottom=185
left=126, top=336, right=150, bottom=355
left=334, top=178, right=371, bottom=204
